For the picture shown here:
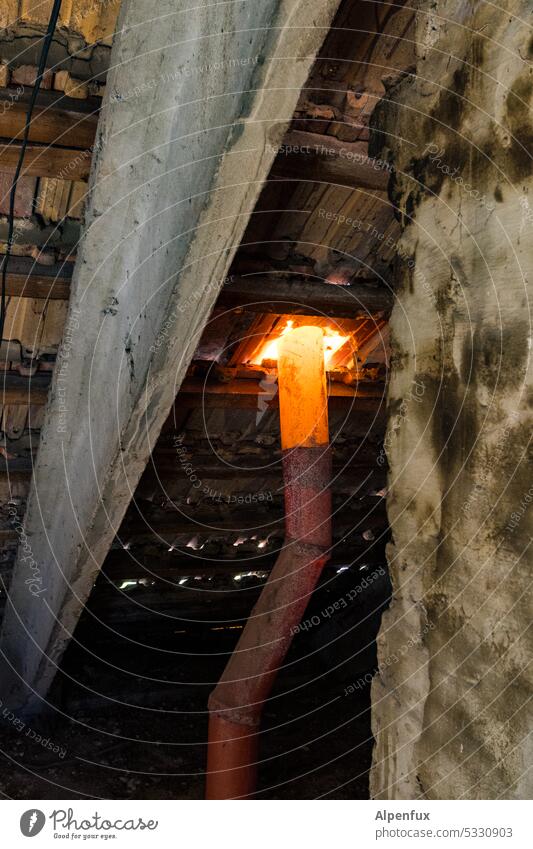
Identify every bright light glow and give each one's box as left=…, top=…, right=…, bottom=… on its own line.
left=255, top=319, right=294, bottom=362
left=323, top=330, right=350, bottom=364
left=252, top=322, right=349, bottom=367
left=234, top=571, right=267, bottom=581
left=119, top=580, right=138, bottom=590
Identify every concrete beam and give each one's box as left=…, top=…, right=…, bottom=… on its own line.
left=0, top=0, right=341, bottom=713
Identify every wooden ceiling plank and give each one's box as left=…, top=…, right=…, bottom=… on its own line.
left=0, top=143, right=91, bottom=180
left=0, top=88, right=99, bottom=149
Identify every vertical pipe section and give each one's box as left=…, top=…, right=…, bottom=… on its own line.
left=206, top=326, right=332, bottom=799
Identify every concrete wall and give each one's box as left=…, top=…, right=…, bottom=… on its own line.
left=0, top=0, right=340, bottom=712
left=370, top=0, right=533, bottom=799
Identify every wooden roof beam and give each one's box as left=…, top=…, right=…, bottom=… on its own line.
left=217, top=274, right=391, bottom=318
left=2, top=260, right=391, bottom=313
left=0, top=373, right=51, bottom=405
left=0, top=373, right=385, bottom=409
left=0, top=257, right=72, bottom=300
left=0, top=142, right=92, bottom=180
left=270, top=129, right=392, bottom=192
left=178, top=377, right=385, bottom=411
left=0, top=87, right=98, bottom=148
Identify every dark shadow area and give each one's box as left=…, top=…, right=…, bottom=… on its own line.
left=0, top=560, right=390, bottom=799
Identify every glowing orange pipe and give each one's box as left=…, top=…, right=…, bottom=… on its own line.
left=206, top=326, right=332, bottom=798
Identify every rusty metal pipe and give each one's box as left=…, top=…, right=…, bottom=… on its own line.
left=206, top=326, right=332, bottom=799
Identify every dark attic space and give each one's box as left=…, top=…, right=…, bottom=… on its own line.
left=0, top=0, right=531, bottom=814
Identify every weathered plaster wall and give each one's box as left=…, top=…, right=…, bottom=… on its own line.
left=370, top=0, right=533, bottom=799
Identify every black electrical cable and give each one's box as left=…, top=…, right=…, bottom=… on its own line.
left=0, top=0, right=63, bottom=346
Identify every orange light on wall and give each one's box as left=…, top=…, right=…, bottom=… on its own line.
left=251, top=322, right=349, bottom=367
left=323, top=329, right=350, bottom=365
left=255, top=319, right=294, bottom=362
